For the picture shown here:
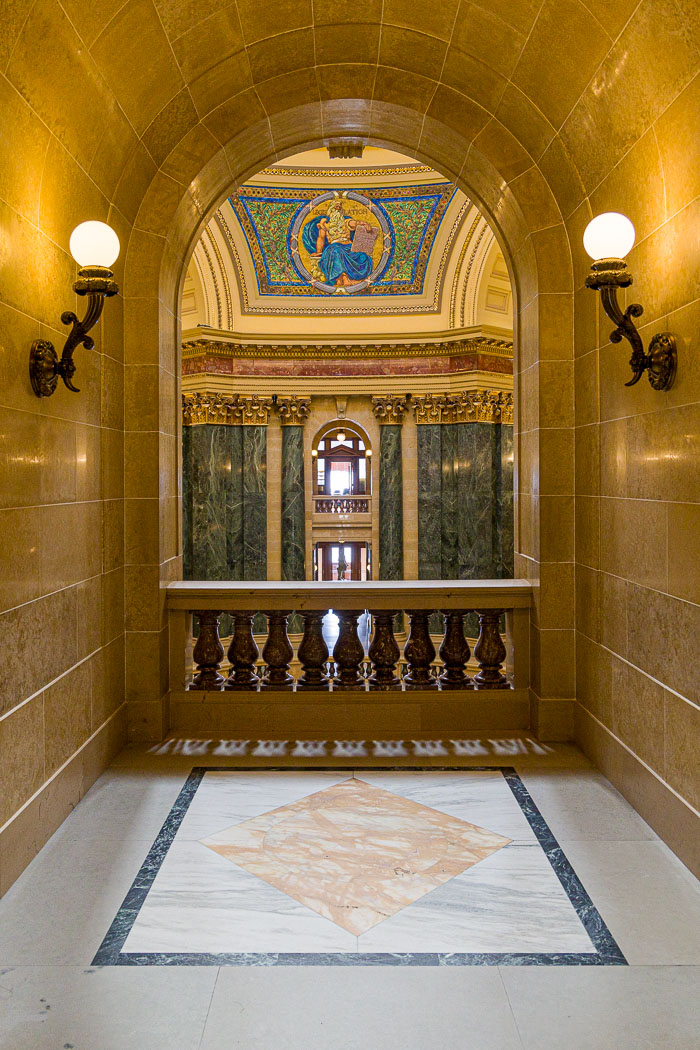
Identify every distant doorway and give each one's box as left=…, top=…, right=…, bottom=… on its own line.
left=315, top=541, right=371, bottom=581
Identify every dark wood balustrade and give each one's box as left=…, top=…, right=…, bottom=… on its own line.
left=168, top=580, right=531, bottom=695
left=314, top=495, right=370, bottom=513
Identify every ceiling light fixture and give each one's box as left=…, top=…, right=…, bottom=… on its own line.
left=584, top=212, right=676, bottom=390
left=30, top=220, right=120, bottom=397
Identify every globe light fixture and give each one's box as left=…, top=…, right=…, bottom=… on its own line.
left=584, top=212, right=676, bottom=390
left=30, top=220, right=120, bottom=397
left=336, top=430, right=346, bottom=443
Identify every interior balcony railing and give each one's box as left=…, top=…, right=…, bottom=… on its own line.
left=314, top=495, right=371, bottom=514
left=166, top=580, right=532, bottom=737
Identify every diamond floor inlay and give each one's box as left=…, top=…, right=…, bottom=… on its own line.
left=95, top=768, right=626, bottom=965
left=201, top=778, right=511, bottom=935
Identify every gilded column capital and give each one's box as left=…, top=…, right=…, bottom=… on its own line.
left=412, top=390, right=514, bottom=424
left=371, top=395, right=408, bottom=425
left=182, top=392, right=274, bottom=425
left=232, top=395, right=274, bottom=425
left=276, top=395, right=311, bottom=425
left=412, top=393, right=446, bottom=424
left=182, top=392, right=234, bottom=425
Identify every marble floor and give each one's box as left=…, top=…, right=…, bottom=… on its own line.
left=0, top=737, right=698, bottom=1048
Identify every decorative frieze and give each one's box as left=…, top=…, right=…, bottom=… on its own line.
left=413, top=391, right=513, bottom=425
left=182, top=336, right=513, bottom=361
left=276, top=395, right=311, bottom=425
left=371, top=395, right=409, bottom=425
left=182, top=393, right=274, bottom=425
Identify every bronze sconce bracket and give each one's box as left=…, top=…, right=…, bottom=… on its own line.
left=30, top=266, right=119, bottom=398
left=585, top=259, right=677, bottom=390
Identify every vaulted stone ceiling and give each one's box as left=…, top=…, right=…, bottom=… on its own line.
left=182, top=148, right=513, bottom=338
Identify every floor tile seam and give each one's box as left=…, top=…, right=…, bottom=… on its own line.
left=495, top=965, right=528, bottom=1050
left=196, top=966, right=221, bottom=1050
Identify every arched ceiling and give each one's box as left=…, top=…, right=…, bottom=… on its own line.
left=182, top=147, right=513, bottom=340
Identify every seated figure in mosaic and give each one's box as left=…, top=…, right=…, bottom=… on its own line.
left=302, top=200, right=377, bottom=291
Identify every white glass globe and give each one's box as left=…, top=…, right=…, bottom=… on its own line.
left=69, top=221, right=120, bottom=268
left=583, top=212, right=636, bottom=261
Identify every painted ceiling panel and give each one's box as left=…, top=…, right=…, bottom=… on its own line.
left=230, top=183, right=456, bottom=298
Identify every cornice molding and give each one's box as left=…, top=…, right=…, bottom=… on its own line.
left=182, top=393, right=274, bottom=426
left=181, top=335, right=513, bottom=362
left=371, top=395, right=409, bottom=425
left=412, top=390, right=514, bottom=425
left=276, top=395, right=311, bottom=424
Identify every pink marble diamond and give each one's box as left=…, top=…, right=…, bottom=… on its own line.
left=201, top=777, right=510, bottom=935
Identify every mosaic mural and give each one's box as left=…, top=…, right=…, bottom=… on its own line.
left=231, top=183, right=456, bottom=298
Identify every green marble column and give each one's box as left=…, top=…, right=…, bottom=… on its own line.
left=440, top=423, right=459, bottom=578
left=183, top=424, right=242, bottom=580
left=417, top=424, right=441, bottom=579
left=281, top=425, right=305, bottom=580
left=456, top=422, right=498, bottom=580
left=378, top=424, right=404, bottom=580
left=183, top=423, right=266, bottom=582
left=499, top=424, right=514, bottom=578
left=417, top=418, right=513, bottom=584
left=242, top=425, right=267, bottom=580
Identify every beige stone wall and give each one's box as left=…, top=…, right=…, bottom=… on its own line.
left=0, top=9, right=131, bottom=891
left=570, top=73, right=700, bottom=866
left=0, top=0, right=697, bottom=887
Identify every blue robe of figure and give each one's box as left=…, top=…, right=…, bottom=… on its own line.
left=302, top=216, right=373, bottom=285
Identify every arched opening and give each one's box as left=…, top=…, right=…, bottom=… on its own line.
left=180, top=146, right=515, bottom=603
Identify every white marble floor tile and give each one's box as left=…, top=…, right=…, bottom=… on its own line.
left=556, top=839, right=700, bottom=964
left=175, top=770, right=350, bottom=840
left=501, top=966, right=700, bottom=1050
left=356, top=770, right=538, bottom=842
left=0, top=966, right=217, bottom=1050
left=199, top=967, right=525, bottom=1050
left=122, top=840, right=357, bottom=954
left=358, top=844, right=594, bottom=954
left=518, top=771, right=660, bottom=841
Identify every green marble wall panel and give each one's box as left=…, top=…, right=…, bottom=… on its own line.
left=242, top=426, right=267, bottom=580
left=418, top=421, right=514, bottom=586
left=457, top=423, right=497, bottom=580
left=500, top=425, right=514, bottom=578
left=183, top=423, right=266, bottom=584
left=440, top=423, right=459, bottom=578
left=417, top=425, right=441, bottom=579
left=378, top=425, right=404, bottom=580
left=183, top=424, right=237, bottom=580
left=226, top=426, right=244, bottom=580
left=281, top=425, right=305, bottom=581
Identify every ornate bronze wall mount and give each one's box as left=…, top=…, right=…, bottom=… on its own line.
left=29, top=266, right=119, bottom=398
left=586, top=259, right=677, bottom=390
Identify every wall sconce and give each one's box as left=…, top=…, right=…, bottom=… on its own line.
left=584, top=212, right=676, bottom=390
left=365, top=448, right=372, bottom=458
left=30, top=221, right=120, bottom=397
left=311, top=448, right=318, bottom=457
left=336, top=430, right=346, bottom=443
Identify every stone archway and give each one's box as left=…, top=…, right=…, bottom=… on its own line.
left=122, top=106, right=574, bottom=743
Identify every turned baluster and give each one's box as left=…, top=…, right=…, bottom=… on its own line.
left=225, top=612, right=260, bottom=690
left=260, top=611, right=295, bottom=690
left=297, top=611, right=330, bottom=690
left=368, top=610, right=401, bottom=690
left=473, top=609, right=509, bottom=689
left=333, top=611, right=366, bottom=690
left=439, top=611, right=473, bottom=689
left=190, top=610, right=225, bottom=690
left=403, top=610, right=437, bottom=689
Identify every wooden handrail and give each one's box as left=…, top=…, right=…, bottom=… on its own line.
left=166, top=578, right=533, bottom=612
